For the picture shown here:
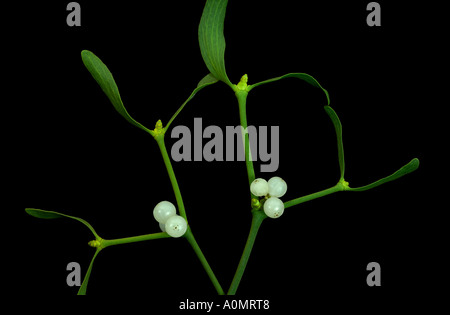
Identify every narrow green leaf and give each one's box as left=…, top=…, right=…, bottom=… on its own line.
left=165, top=73, right=219, bottom=130
left=198, top=0, right=232, bottom=87
left=247, top=73, right=330, bottom=105
left=347, top=158, right=420, bottom=192
left=81, top=50, right=153, bottom=135
left=324, top=106, right=345, bottom=180
left=25, top=208, right=99, bottom=239
left=77, top=248, right=101, bottom=295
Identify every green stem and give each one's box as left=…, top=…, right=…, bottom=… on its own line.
left=228, top=182, right=346, bottom=295
left=154, top=132, right=224, bottom=295
left=235, top=90, right=256, bottom=187
left=101, top=232, right=170, bottom=248
left=155, top=134, right=187, bottom=221
left=227, top=210, right=266, bottom=295
left=227, top=82, right=262, bottom=295
left=284, top=182, right=345, bottom=209
left=184, top=227, right=225, bottom=295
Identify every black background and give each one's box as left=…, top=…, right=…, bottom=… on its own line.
left=10, top=0, right=444, bottom=309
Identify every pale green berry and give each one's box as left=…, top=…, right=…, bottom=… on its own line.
left=159, top=222, right=166, bottom=232
left=268, top=176, right=287, bottom=198
left=263, top=197, right=284, bottom=218
left=165, top=215, right=187, bottom=238
left=250, top=178, right=269, bottom=196
left=153, top=201, right=176, bottom=224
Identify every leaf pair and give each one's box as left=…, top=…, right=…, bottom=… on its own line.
left=198, top=1, right=419, bottom=191
left=197, top=0, right=332, bottom=103
left=81, top=50, right=218, bottom=135
left=25, top=208, right=100, bottom=295
left=323, top=106, right=419, bottom=191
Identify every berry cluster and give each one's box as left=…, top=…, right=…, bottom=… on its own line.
left=250, top=176, right=287, bottom=218
left=153, top=201, right=187, bottom=238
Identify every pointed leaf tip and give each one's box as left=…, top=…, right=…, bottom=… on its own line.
left=347, top=158, right=420, bottom=192
left=25, top=208, right=100, bottom=239
left=26, top=208, right=63, bottom=219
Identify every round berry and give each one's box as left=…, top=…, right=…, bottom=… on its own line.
left=153, top=201, right=176, bottom=224
left=159, top=222, right=166, bottom=233
left=263, top=197, right=285, bottom=218
left=268, top=176, right=287, bottom=198
left=165, top=215, right=187, bottom=238
left=250, top=178, right=269, bottom=197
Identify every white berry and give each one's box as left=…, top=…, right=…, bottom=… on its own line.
left=153, top=201, right=177, bottom=224
left=165, top=215, right=187, bottom=238
left=268, top=176, right=287, bottom=198
left=250, top=178, right=269, bottom=196
left=159, top=222, right=166, bottom=232
left=263, top=197, right=285, bottom=218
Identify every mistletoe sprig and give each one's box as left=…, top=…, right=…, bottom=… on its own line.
left=26, top=0, right=419, bottom=295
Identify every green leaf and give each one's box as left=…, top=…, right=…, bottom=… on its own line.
left=165, top=73, right=219, bottom=130
left=324, top=106, right=345, bottom=180
left=77, top=248, right=101, bottom=295
left=347, top=158, right=420, bottom=192
left=248, top=73, right=330, bottom=106
left=198, top=0, right=232, bottom=87
left=197, top=73, right=219, bottom=88
left=81, top=50, right=153, bottom=135
left=25, top=208, right=100, bottom=239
